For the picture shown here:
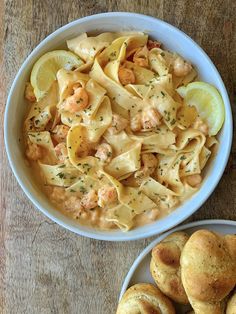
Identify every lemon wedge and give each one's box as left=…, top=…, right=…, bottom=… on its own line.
left=177, top=82, right=225, bottom=136
left=30, top=50, right=83, bottom=100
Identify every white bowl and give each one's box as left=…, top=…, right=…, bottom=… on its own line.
left=4, top=12, right=233, bottom=241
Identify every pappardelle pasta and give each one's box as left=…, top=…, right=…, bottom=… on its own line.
left=23, top=32, right=223, bottom=231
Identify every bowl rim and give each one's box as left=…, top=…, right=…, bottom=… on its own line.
left=4, top=12, right=233, bottom=241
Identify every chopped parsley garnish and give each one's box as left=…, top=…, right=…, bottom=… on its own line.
left=76, top=98, right=83, bottom=104
left=56, top=172, right=65, bottom=179
left=79, top=186, right=87, bottom=194
left=110, top=51, right=117, bottom=57
left=161, top=91, right=165, bottom=97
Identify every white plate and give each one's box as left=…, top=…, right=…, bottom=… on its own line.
left=119, top=219, right=236, bottom=313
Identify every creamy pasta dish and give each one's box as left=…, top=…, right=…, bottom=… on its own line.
left=23, top=32, right=224, bottom=231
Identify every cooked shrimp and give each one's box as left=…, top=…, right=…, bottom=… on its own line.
left=26, top=142, right=43, bottom=161
left=95, top=143, right=112, bottom=163
left=141, top=108, right=162, bottom=129
left=135, top=153, right=158, bottom=179
left=64, top=195, right=93, bottom=220
left=97, top=186, right=117, bottom=207
left=192, top=117, right=208, bottom=136
left=54, top=142, right=68, bottom=163
left=52, top=125, right=69, bottom=143
left=131, top=108, right=162, bottom=132
left=130, top=113, right=142, bottom=132
left=118, top=67, right=135, bottom=85
left=51, top=187, right=66, bottom=203
left=173, top=56, right=192, bottom=77
left=185, top=174, right=202, bottom=187
left=107, top=113, right=128, bottom=135
left=133, top=46, right=149, bottom=68
left=25, top=83, right=36, bottom=102
left=64, top=87, right=89, bottom=113
left=147, top=40, right=161, bottom=50
left=64, top=195, right=83, bottom=212
left=80, top=190, right=98, bottom=210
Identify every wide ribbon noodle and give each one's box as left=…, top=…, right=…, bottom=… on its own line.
left=24, top=32, right=218, bottom=231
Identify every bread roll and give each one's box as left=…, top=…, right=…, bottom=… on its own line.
left=116, top=283, right=175, bottom=314
left=226, top=292, right=236, bottom=314
left=150, top=231, right=189, bottom=304
left=225, top=234, right=236, bottom=260
left=180, top=230, right=236, bottom=314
